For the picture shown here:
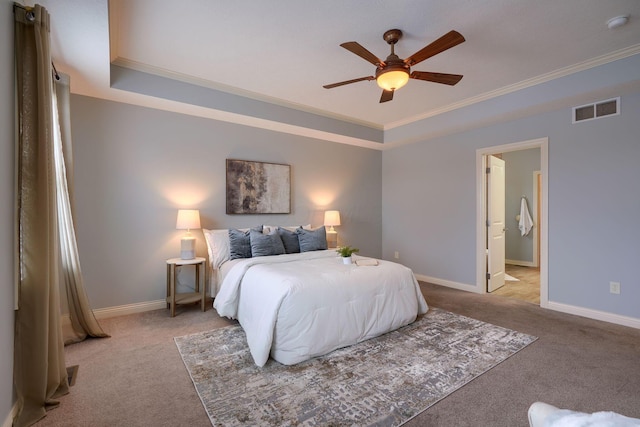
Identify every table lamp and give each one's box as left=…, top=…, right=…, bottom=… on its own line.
left=176, top=209, right=201, bottom=259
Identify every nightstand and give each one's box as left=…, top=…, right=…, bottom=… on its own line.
left=166, top=257, right=206, bottom=317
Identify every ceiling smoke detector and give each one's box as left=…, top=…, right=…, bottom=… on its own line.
left=607, top=15, right=629, bottom=30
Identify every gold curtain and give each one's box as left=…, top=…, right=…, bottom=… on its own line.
left=13, top=4, right=68, bottom=426
left=53, top=75, right=110, bottom=344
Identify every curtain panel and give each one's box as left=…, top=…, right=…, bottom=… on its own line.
left=13, top=4, right=68, bottom=426
left=53, top=75, right=109, bottom=344
left=14, top=4, right=109, bottom=424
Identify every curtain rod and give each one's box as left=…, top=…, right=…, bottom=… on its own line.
left=13, top=3, right=35, bottom=22
left=13, top=3, right=32, bottom=12
left=51, top=62, right=60, bottom=80
left=14, top=3, right=61, bottom=81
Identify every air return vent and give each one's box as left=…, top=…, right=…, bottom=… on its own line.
left=572, top=97, right=619, bottom=123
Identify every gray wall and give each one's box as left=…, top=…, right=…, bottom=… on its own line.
left=503, top=148, right=540, bottom=264
left=70, top=95, right=382, bottom=309
left=382, top=90, right=640, bottom=319
left=1, top=0, right=15, bottom=422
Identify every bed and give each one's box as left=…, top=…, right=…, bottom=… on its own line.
left=205, top=226, right=429, bottom=367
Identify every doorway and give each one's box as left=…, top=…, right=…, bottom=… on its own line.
left=491, top=153, right=541, bottom=304
left=476, top=138, right=548, bottom=308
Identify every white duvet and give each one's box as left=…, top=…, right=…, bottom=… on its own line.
left=214, top=250, right=429, bottom=367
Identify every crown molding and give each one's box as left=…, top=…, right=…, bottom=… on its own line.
left=109, top=45, right=640, bottom=147
left=110, top=57, right=384, bottom=131
left=385, top=44, right=640, bottom=131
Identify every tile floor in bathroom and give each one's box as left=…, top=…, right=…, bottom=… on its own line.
left=491, top=264, right=540, bottom=304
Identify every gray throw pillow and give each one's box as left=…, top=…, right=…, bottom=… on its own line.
left=277, top=227, right=301, bottom=254
left=250, top=229, right=285, bottom=257
left=296, top=226, right=328, bottom=252
left=229, top=226, right=262, bottom=260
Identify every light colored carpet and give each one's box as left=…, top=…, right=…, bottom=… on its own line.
left=175, top=307, right=537, bottom=426
left=505, top=273, right=520, bottom=282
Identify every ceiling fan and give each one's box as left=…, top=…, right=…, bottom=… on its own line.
left=323, top=29, right=465, bottom=103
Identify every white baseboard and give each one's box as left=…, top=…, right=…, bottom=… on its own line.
left=92, top=299, right=166, bottom=319
left=414, top=274, right=480, bottom=293
left=506, top=259, right=537, bottom=267
left=2, top=401, right=18, bottom=427
left=60, top=285, right=640, bottom=332
left=416, top=273, right=640, bottom=330
left=546, top=301, right=640, bottom=330
left=61, top=299, right=167, bottom=327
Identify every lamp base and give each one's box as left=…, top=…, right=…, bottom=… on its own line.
left=180, top=236, right=196, bottom=260
left=326, top=230, right=338, bottom=249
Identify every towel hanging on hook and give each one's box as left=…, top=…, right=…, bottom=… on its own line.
left=518, top=197, right=533, bottom=236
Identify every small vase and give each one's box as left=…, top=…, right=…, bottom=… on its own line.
left=342, top=256, right=352, bottom=265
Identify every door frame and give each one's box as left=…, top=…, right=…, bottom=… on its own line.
left=533, top=170, right=541, bottom=268
left=476, top=137, right=549, bottom=307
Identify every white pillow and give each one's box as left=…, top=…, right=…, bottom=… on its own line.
left=203, top=229, right=231, bottom=269
left=263, top=224, right=311, bottom=234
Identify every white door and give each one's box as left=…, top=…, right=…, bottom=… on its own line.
left=487, top=155, right=506, bottom=292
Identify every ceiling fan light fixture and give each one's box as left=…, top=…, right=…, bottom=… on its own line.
left=376, top=69, right=409, bottom=91
left=324, top=28, right=465, bottom=103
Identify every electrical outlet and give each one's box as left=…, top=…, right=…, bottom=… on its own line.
left=609, top=281, right=621, bottom=294
left=394, top=251, right=400, bottom=259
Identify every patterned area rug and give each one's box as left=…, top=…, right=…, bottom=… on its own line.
left=174, top=308, right=536, bottom=426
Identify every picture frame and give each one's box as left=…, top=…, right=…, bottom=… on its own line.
left=226, top=159, right=291, bottom=214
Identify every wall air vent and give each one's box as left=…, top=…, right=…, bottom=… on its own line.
left=572, top=97, right=620, bottom=123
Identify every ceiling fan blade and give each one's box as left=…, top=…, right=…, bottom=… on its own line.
left=323, top=76, right=375, bottom=89
left=340, top=41, right=385, bottom=66
left=404, top=30, right=465, bottom=66
left=410, top=71, right=463, bottom=86
left=379, top=90, right=394, bottom=103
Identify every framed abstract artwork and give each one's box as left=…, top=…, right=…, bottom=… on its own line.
left=226, top=159, right=291, bottom=214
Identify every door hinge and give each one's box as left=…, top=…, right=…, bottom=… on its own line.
left=486, top=167, right=491, bottom=174
left=486, top=219, right=490, bottom=227
left=486, top=272, right=491, bottom=280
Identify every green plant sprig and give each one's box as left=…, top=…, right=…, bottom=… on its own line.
left=336, top=245, right=359, bottom=257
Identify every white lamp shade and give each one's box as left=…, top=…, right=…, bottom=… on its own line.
left=324, top=210, right=341, bottom=227
left=176, top=209, right=201, bottom=230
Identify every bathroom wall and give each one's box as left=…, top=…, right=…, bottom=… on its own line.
left=503, top=148, right=540, bottom=265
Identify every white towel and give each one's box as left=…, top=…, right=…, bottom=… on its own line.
left=355, top=259, right=379, bottom=266
left=518, top=197, right=534, bottom=236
